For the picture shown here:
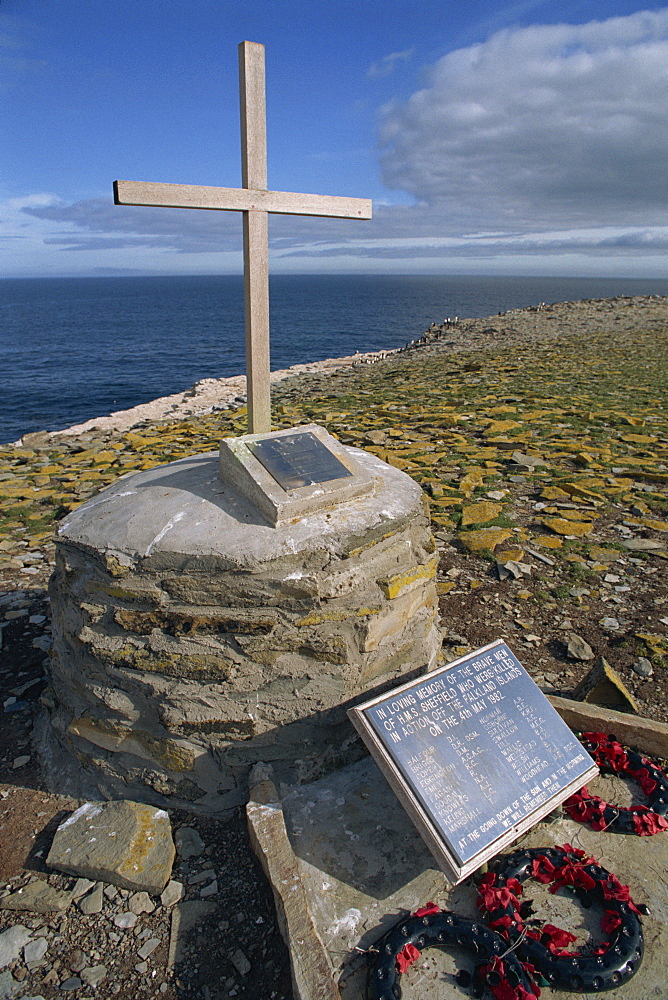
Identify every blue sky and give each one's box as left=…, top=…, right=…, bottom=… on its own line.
left=3, top=0, right=668, bottom=277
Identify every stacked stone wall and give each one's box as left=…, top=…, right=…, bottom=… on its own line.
left=46, top=450, right=441, bottom=814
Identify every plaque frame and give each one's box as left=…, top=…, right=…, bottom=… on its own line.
left=348, top=639, right=598, bottom=883
left=219, top=423, right=375, bottom=527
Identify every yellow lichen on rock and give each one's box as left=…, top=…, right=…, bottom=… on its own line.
left=540, top=517, right=594, bottom=537
left=459, top=527, right=514, bottom=553
left=460, top=501, right=503, bottom=526
left=378, top=556, right=438, bottom=600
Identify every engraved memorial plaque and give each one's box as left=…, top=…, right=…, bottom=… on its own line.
left=249, top=431, right=353, bottom=490
left=348, top=640, right=598, bottom=882
left=219, top=423, right=374, bottom=527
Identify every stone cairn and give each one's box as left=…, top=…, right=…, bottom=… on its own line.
left=46, top=449, right=440, bottom=814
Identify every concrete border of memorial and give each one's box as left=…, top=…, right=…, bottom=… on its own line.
left=349, top=639, right=598, bottom=883
left=218, top=423, right=375, bottom=526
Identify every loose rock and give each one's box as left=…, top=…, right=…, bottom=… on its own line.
left=566, top=633, right=595, bottom=661
left=229, top=946, right=251, bottom=976
left=632, top=657, right=654, bottom=677
left=70, top=878, right=95, bottom=900
left=46, top=800, right=175, bottom=894
left=58, top=977, right=82, bottom=991
left=0, top=880, right=74, bottom=914
left=159, top=880, right=184, bottom=908
left=129, top=891, right=155, bottom=915
left=0, top=925, right=32, bottom=968
left=23, top=937, right=49, bottom=964
left=68, top=949, right=87, bottom=973
left=573, top=655, right=640, bottom=713
left=174, top=827, right=204, bottom=860
left=137, top=938, right=161, bottom=960
left=80, top=964, right=107, bottom=987
left=77, top=883, right=104, bottom=915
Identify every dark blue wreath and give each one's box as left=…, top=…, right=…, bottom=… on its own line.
left=367, top=909, right=537, bottom=1000
left=479, top=847, right=644, bottom=993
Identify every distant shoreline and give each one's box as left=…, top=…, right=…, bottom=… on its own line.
left=6, top=275, right=668, bottom=448
left=19, top=348, right=396, bottom=445
left=14, top=291, right=668, bottom=448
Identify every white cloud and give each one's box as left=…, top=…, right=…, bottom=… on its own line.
left=14, top=194, right=668, bottom=277
left=379, top=9, right=668, bottom=231
left=367, top=47, right=415, bottom=79
left=21, top=197, right=244, bottom=253
left=9, top=9, right=668, bottom=277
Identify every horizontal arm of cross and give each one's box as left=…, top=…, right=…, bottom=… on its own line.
left=114, top=180, right=372, bottom=220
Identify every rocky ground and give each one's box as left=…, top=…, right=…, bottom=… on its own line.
left=0, top=294, right=667, bottom=1000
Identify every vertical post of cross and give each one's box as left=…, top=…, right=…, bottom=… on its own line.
left=239, top=41, right=271, bottom=434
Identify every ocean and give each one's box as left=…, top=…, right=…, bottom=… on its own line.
left=2, top=273, right=668, bottom=444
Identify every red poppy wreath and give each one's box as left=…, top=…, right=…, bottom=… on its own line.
left=564, top=732, right=668, bottom=836
left=477, top=845, right=645, bottom=993
left=367, top=904, right=538, bottom=1000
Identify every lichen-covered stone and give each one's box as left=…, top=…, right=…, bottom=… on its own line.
left=362, top=585, right=436, bottom=652
left=378, top=555, right=438, bottom=600
left=47, top=447, right=440, bottom=814
left=46, top=800, right=175, bottom=893
left=541, top=516, right=594, bottom=537
left=460, top=501, right=503, bottom=526
left=572, top=656, right=639, bottom=713
left=94, top=643, right=235, bottom=681
left=458, top=527, right=514, bottom=553
left=66, top=717, right=196, bottom=771
left=114, top=606, right=278, bottom=636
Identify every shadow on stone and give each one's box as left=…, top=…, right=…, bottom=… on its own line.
left=23, top=808, right=73, bottom=874
left=281, top=757, right=436, bottom=899
left=129, top=452, right=271, bottom=528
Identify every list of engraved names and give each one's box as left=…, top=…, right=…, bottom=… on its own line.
left=365, top=643, right=591, bottom=865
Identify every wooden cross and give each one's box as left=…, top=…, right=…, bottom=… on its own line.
left=114, top=41, right=372, bottom=434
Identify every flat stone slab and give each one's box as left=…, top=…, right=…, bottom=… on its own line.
left=46, top=800, right=175, bottom=894
left=0, top=925, right=32, bottom=969
left=0, top=879, right=74, bottom=913
left=272, top=756, right=668, bottom=1000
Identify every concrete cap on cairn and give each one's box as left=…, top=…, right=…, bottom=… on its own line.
left=56, top=447, right=424, bottom=570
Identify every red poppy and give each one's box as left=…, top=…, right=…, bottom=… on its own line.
left=564, top=791, right=608, bottom=829
left=629, top=766, right=657, bottom=796
left=601, top=876, right=642, bottom=914
left=559, top=843, right=588, bottom=860
left=489, top=913, right=515, bottom=931
left=395, top=942, right=420, bottom=973
left=530, top=855, right=556, bottom=883
left=477, top=880, right=522, bottom=914
left=540, top=923, right=578, bottom=954
left=601, top=910, right=622, bottom=934
left=549, top=861, right=596, bottom=894
left=632, top=809, right=668, bottom=836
